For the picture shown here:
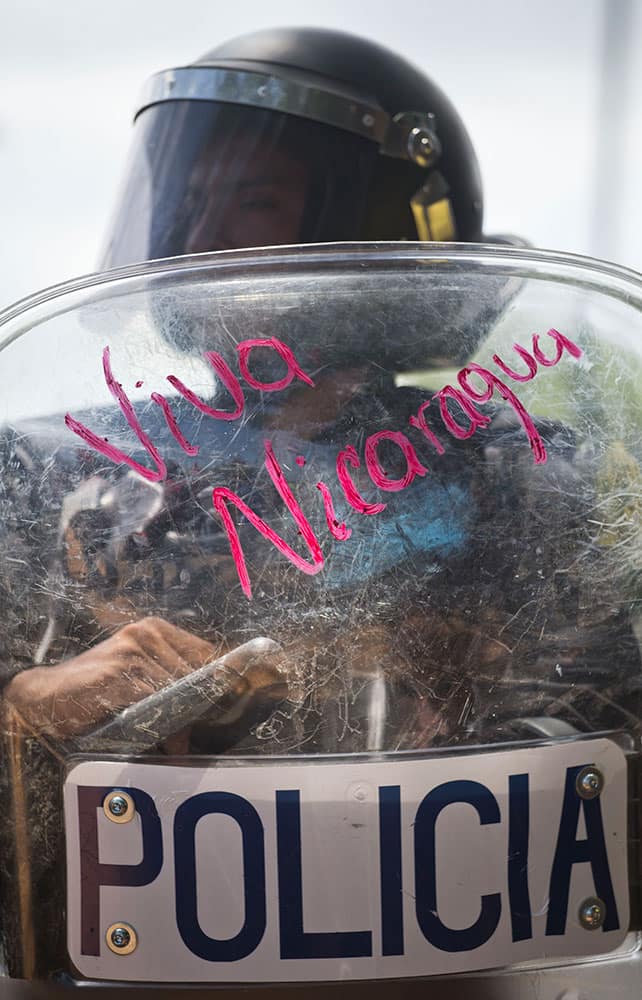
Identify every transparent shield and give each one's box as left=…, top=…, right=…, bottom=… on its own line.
left=0, top=244, right=640, bottom=992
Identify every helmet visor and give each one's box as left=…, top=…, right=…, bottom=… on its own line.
left=101, top=101, right=380, bottom=268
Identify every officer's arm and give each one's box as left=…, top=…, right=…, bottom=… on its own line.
left=3, top=617, right=219, bottom=740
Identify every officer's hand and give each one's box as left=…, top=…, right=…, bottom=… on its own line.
left=3, top=617, right=219, bottom=740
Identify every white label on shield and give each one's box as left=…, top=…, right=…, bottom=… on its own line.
left=64, top=739, right=630, bottom=983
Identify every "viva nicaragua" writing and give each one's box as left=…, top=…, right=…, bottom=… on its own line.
left=65, top=328, right=582, bottom=597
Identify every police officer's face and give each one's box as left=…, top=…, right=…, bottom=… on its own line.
left=183, top=142, right=308, bottom=254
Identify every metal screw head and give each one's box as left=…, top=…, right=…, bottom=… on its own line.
left=108, top=795, right=128, bottom=817
left=407, top=126, right=441, bottom=168
left=111, top=927, right=130, bottom=948
left=103, top=790, right=135, bottom=824
left=575, top=766, right=604, bottom=800
left=579, top=897, right=606, bottom=930
left=106, top=922, right=138, bottom=955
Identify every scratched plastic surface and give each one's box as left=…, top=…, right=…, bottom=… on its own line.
left=0, top=243, right=640, bottom=984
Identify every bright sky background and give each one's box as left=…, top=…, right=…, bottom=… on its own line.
left=1, top=0, right=640, bottom=312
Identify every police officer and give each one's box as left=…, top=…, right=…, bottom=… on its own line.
left=2, top=27, right=640, bottom=986
left=5, top=25, right=638, bottom=746
left=4, top=26, right=514, bottom=745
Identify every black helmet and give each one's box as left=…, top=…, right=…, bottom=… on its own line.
left=100, top=27, right=486, bottom=268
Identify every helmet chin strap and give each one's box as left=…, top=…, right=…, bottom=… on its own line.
left=411, top=171, right=457, bottom=241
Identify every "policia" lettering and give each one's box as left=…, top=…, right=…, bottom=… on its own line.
left=75, top=761, right=617, bottom=962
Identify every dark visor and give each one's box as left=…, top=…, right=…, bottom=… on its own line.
left=100, top=102, right=381, bottom=269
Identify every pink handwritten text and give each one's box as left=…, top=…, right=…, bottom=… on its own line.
left=65, top=329, right=582, bottom=596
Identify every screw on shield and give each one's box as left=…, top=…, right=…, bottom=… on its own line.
left=103, top=790, right=136, bottom=823
left=106, top=923, right=138, bottom=955
left=578, top=897, right=606, bottom=930
left=575, top=766, right=604, bottom=800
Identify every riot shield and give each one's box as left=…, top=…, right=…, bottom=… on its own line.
left=0, top=243, right=640, bottom=997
